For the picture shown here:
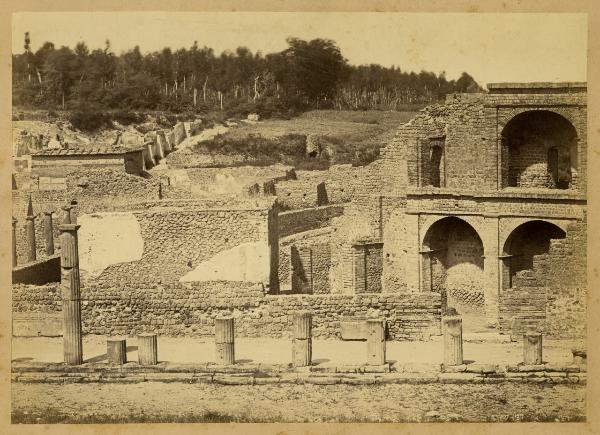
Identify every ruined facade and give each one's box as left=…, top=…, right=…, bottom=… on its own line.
left=337, top=82, right=587, bottom=336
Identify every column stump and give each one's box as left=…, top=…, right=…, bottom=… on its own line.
left=215, top=317, right=235, bottom=365
left=366, top=318, right=386, bottom=365
left=107, top=338, right=127, bottom=365
left=138, top=333, right=158, bottom=365
left=523, top=333, right=543, bottom=365
left=443, top=316, right=463, bottom=366
left=292, top=311, right=312, bottom=367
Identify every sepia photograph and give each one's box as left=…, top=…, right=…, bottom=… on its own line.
left=5, top=5, right=592, bottom=429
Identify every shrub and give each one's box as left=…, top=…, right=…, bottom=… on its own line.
left=112, top=110, right=144, bottom=125
left=68, top=107, right=111, bottom=132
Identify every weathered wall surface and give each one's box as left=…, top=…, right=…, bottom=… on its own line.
left=13, top=282, right=441, bottom=340
left=82, top=201, right=275, bottom=287
left=275, top=164, right=378, bottom=210
left=278, top=205, right=345, bottom=238
left=498, top=220, right=586, bottom=338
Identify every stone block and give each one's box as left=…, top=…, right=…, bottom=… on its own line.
left=340, top=320, right=367, bottom=340
left=442, top=364, right=467, bottom=373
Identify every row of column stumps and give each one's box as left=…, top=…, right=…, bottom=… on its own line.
left=106, top=334, right=159, bottom=365
left=12, top=198, right=77, bottom=267
left=442, top=316, right=544, bottom=366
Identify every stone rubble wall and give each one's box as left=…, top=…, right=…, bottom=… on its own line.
left=499, top=220, right=586, bottom=338
left=275, top=164, right=378, bottom=210
left=278, top=205, right=345, bottom=238
left=13, top=282, right=441, bottom=340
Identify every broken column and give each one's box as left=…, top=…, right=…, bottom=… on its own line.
left=292, top=311, right=312, bottom=367
left=69, top=202, right=78, bottom=224
left=59, top=224, right=83, bottom=365
left=107, top=338, right=127, bottom=364
left=366, top=318, right=386, bottom=365
left=443, top=316, right=463, bottom=366
left=12, top=217, right=17, bottom=267
left=25, top=196, right=36, bottom=262
left=138, top=333, right=158, bottom=365
left=215, top=317, right=235, bottom=365
left=60, top=205, right=72, bottom=224
left=43, top=211, right=55, bottom=255
left=523, top=332, right=543, bottom=364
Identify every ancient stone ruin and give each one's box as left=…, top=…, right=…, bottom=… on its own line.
left=12, top=82, right=586, bottom=344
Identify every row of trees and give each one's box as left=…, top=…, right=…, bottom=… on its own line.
left=12, top=33, right=482, bottom=117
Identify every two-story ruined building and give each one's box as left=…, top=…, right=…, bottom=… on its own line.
left=341, top=82, right=586, bottom=337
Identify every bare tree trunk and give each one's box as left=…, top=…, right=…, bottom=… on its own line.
left=165, top=82, right=168, bottom=96
left=62, top=92, right=65, bottom=109
left=183, top=75, right=186, bottom=92
left=253, top=75, right=260, bottom=102
left=219, top=91, right=223, bottom=110
left=193, top=88, right=197, bottom=106
left=203, top=76, right=208, bottom=102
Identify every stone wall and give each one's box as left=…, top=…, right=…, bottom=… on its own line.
left=499, top=220, right=586, bottom=338
left=278, top=205, right=345, bottom=238
left=79, top=200, right=276, bottom=288
left=275, top=165, right=378, bottom=210
left=12, top=282, right=442, bottom=340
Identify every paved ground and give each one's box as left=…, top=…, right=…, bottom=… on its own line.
left=12, top=381, right=586, bottom=423
left=12, top=335, right=582, bottom=367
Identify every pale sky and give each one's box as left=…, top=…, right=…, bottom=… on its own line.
left=12, top=12, right=587, bottom=86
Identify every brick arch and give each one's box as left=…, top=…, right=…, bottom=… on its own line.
left=497, top=107, right=583, bottom=138
left=420, top=216, right=485, bottom=315
left=420, top=214, right=486, bottom=249
left=499, top=218, right=570, bottom=254
left=499, top=109, right=579, bottom=189
left=500, top=219, right=567, bottom=290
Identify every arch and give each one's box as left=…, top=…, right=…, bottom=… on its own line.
left=421, top=216, right=485, bottom=317
left=501, top=220, right=566, bottom=289
left=500, top=110, right=578, bottom=189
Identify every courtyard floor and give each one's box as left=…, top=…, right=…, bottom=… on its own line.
left=12, top=335, right=583, bottom=368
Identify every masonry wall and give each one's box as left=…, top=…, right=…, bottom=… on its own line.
left=13, top=282, right=442, bottom=340
left=31, top=154, right=128, bottom=177
left=12, top=169, right=162, bottom=264
left=88, top=203, right=273, bottom=287
left=498, top=220, right=586, bottom=338
left=278, top=205, right=345, bottom=238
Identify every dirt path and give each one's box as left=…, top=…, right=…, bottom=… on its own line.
left=12, top=382, right=585, bottom=423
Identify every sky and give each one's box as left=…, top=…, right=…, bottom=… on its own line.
left=12, top=12, right=587, bottom=86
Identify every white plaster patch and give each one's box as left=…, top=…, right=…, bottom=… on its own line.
left=78, top=213, right=144, bottom=277
left=180, top=241, right=269, bottom=283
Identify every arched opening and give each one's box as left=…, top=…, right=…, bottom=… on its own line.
left=501, top=110, right=577, bottom=189
left=421, top=217, right=485, bottom=320
left=501, top=220, right=566, bottom=289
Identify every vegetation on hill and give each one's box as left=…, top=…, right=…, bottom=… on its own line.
left=13, top=33, right=482, bottom=121
left=191, top=110, right=415, bottom=168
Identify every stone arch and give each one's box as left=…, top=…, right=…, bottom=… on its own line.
left=500, top=110, right=578, bottom=189
left=501, top=219, right=567, bottom=289
left=420, top=216, right=485, bottom=316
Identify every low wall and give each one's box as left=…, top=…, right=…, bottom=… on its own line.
left=278, top=205, right=345, bottom=238
left=12, top=282, right=442, bottom=340
left=12, top=254, right=61, bottom=285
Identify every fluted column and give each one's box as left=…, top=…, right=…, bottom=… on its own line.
left=43, top=211, right=55, bottom=255
left=60, top=224, right=83, bottom=365
left=25, top=196, right=36, bottom=262
left=292, top=311, right=312, bottom=367
left=443, top=316, right=463, bottom=366
left=523, top=333, right=543, bottom=364
left=12, top=217, right=17, bottom=267
left=366, top=318, right=386, bottom=365
left=138, top=333, right=158, bottom=365
left=215, top=317, right=235, bottom=365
